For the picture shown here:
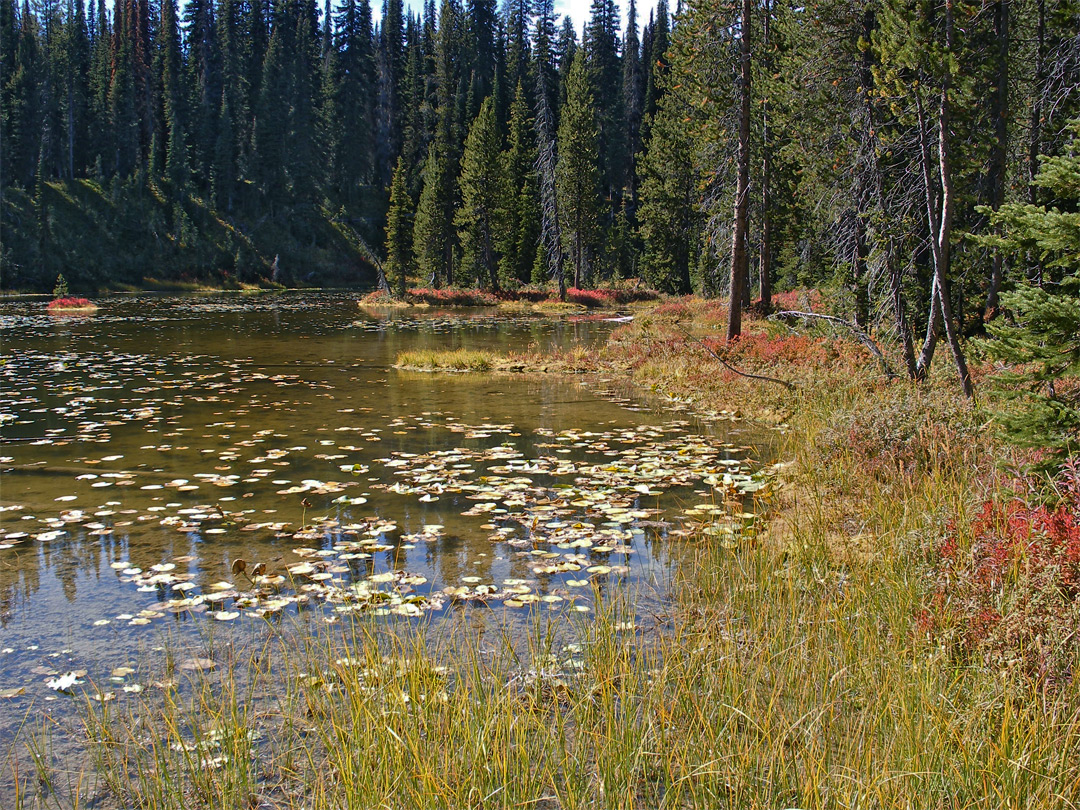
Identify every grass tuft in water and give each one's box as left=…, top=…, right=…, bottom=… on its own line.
left=395, top=348, right=498, bottom=372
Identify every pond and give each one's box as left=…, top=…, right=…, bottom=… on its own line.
left=0, top=292, right=768, bottom=717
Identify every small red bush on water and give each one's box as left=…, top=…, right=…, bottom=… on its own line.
left=47, top=297, right=93, bottom=310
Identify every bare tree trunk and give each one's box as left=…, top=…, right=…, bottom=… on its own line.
left=861, top=5, right=917, bottom=378
left=984, top=0, right=1010, bottom=317
left=535, top=72, right=566, bottom=300
left=915, top=275, right=943, bottom=377
left=727, top=0, right=752, bottom=341
left=1029, top=0, right=1046, bottom=286
left=913, top=9, right=974, bottom=398
left=759, top=0, right=772, bottom=311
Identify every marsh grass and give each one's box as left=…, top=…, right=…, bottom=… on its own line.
left=395, top=348, right=498, bottom=372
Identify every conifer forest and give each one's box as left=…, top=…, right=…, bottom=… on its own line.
left=2, top=0, right=1076, bottom=322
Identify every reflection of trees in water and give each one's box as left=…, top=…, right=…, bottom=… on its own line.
left=0, top=529, right=135, bottom=625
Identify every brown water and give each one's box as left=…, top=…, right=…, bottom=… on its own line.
left=0, top=292, right=767, bottom=716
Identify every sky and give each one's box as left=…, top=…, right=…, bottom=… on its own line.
left=383, top=0, right=663, bottom=37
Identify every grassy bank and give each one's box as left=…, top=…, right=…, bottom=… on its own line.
left=9, top=296, right=1080, bottom=808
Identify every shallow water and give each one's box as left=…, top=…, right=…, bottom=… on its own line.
left=0, top=292, right=767, bottom=716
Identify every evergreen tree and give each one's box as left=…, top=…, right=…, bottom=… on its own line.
left=640, top=0, right=668, bottom=144
left=500, top=80, right=540, bottom=285
left=584, top=0, right=623, bottom=205
left=158, top=0, right=188, bottom=192
left=638, top=91, right=698, bottom=294
left=335, top=0, right=376, bottom=195
left=58, top=0, right=89, bottom=178
left=385, top=154, right=413, bottom=295
left=413, top=142, right=450, bottom=284
left=979, top=121, right=1080, bottom=468
left=465, top=0, right=497, bottom=121
left=556, top=49, right=600, bottom=288
left=455, top=95, right=507, bottom=288
left=2, top=0, right=40, bottom=187
left=375, top=0, right=405, bottom=184
left=621, top=0, right=642, bottom=210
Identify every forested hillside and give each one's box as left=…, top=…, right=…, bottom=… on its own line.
left=1, top=0, right=1077, bottom=327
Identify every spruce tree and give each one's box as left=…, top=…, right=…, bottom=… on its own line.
left=500, top=80, right=540, bottom=285
left=456, top=96, right=507, bottom=288
left=556, top=49, right=600, bottom=289
left=584, top=0, right=623, bottom=205
left=385, top=154, right=413, bottom=296
left=638, top=92, right=698, bottom=294
left=979, top=121, right=1080, bottom=468
left=413, top=142, right=449, bottom=285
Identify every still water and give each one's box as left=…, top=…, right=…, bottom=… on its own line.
left=0, top=292, right=765, bottom=708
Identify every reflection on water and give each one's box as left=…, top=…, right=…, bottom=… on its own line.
left=0, top=292, right=767, bottom=704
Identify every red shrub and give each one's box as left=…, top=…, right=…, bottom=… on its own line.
left=921, top=465, right=1080, bottom=680
left=47, top=297, right=93, bottom=310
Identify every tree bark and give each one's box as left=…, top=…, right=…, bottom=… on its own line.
left=913, top=7, right=974, bottom=398
left=759, top=0, right=772, bottom=311
left=983, top=0, right=1010, bottom=317
left=727, top=0, right=752, bottom=341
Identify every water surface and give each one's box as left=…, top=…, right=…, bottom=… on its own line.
left=0, top=292, right=766, bottom=710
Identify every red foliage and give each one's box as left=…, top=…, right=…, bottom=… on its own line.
left=769, top=289, right=823, bottom=311
left=47, top=297, right=93, bottom=310
left=921, top=464, right=1080, bottom=677
left=407, top=287, right=502, bottom=306
left=566, top=287, right=617, bottom=307
left=702, top=331, right=858, bottom=369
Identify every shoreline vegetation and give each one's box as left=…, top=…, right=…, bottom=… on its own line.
left=9, top=292, right=1080, bottom=808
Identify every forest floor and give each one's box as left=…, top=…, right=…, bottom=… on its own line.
left=16, top=293, right=1080, bottom=809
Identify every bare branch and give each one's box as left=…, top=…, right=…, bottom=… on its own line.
left=771, top=310, right=898, bottom=379
left=676, top=325, right=797, bottom=391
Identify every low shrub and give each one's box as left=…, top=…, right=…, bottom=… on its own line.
left=921, top=460, right=1080, bottom=684
left=47, top=296, right=95, bottom=310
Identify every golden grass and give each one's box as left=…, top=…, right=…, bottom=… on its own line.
left=395, top=348, right=498, bottom=372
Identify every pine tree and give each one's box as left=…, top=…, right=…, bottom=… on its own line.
left=979, top=121, right=1080, bottom=468
left=2, top=0, right=40, bottom=187
left=638, top=92, right=698, bottom=293
left=58, top=0, right=90, bottom=178
left=621, top=0, right=642, bottom=210
left=500, top=80, right=540, bottom=285
left=375, top=0, right=405, bottom=184
left=385, top=154, right=413, bottom=296
left=584, top=0, right=623, bottom=205
left=455, top=96, right=507, bottom=288
left=640, top=0, right=668, bottom=145
left=556, top=49, right=600, bottom=289
left=158, top=0, right=188, bottom=192
left=413, top=142, right=450, bottom=285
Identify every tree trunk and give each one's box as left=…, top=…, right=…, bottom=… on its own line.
left=983, top=0, right=1010, bottom=317
left=727, top=0, right=752, bottom=341
left=759, top=0, right=771, bottom=311
left=861, top=5, right=917, bottom=378
left=913, top=13, right=974, bottom=398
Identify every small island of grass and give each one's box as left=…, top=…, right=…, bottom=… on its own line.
left=46, top=274, right=98, bottom=313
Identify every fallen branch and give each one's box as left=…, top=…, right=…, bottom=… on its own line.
left=770, top=310, right=898, bottom=380
left=677, top=325, right=797, bottom=391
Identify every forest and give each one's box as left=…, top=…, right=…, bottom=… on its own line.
left=2, top=0, right=1076, bottom=317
